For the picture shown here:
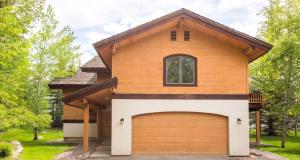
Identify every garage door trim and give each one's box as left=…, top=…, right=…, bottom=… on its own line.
left=132, top=111, right=229, bottom=155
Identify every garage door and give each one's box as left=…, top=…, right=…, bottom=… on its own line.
left=132, top=112, right=228, bottom=155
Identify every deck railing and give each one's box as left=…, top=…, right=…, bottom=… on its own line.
left=249, top=93, right=263, bottom=104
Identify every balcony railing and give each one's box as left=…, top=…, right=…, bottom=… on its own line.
left=249, top=93, right=263, bottom=104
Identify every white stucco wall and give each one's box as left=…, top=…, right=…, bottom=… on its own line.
left=111, top=99, right=249, bottom=156
left=63, top=123, right=97, bottom=137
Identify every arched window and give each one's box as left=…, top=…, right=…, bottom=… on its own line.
left=163, top=54, right=197, bottom=86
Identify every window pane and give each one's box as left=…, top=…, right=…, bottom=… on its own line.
left=181, top=57, right=194, bottom=83
left=166, top=56, right=180, bottom=83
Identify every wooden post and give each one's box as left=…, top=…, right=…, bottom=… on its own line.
left=256, top=111, right=261, bottom=144
left=83, top=99, right=89, bottom=153
left=97, top=108, right=102, bottom=144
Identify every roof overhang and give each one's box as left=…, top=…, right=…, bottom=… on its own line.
left=48, top=84, right=91, bottom=89
left=80, top=66, right=110, bottom=73
left=93, top=8, right=273, bottom=70
left=62, top=77, right=118, bottom=108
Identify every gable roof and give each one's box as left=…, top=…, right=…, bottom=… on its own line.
left=81, top=56, right=108, bottom=72
left=94, top=8, right=272, bottom=50
left=93, top=8, right=272, bottom=70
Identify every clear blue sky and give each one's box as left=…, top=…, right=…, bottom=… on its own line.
left=46, top=0, right=269, bottom=64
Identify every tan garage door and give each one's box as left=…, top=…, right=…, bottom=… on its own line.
left=132, top=112, right=228, bottom=155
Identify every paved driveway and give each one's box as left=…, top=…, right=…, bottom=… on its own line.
left=55, top=142, right=287, bottom=160
left=99, top=155, right=249, bottom=160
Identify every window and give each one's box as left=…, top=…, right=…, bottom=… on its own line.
left=164, top=54, right=197, bottom=86
left=171, top=31, right=176, bottom=41
left=184, top=31, right=190, bottom=41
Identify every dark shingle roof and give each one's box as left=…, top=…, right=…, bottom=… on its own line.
left=48, top=56, right=110, bottom=89
left=81, top=56, right=106, bottom=72
left=48, top=71, right=96, bottom=89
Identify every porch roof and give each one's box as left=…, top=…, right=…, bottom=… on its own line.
left=61, top=77, right=118, bottom=108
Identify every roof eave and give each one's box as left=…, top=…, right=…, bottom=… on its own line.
left=80, top=66, right=110, bottom=73
left=62, top=77, right=118, bottom=103
left=48, top=84, right=92, bottom=89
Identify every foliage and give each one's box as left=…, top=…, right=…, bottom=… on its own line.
left=0, top=128, right=74, bottom=160
left=0, top=105, right=36, bottom=130
left=251, top=0, right=300, bottom=147
left=0, top=142, right=12, bottom=158
left=0, top=0, right=79, bottom=132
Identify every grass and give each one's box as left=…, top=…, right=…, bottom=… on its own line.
left=250, top=130, right=300, bottom=160
left=0, top=128, right=74, bottom=160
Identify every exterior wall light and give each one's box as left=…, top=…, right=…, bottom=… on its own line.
left=120, top=118, right=124, bottom=124
left=237, top=118, right=242, bottom=124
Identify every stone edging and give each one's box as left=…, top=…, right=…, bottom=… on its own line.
left=11, top=141, right=23, bottom=160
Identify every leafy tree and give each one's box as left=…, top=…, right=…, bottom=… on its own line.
left=0, top=0, right=79, bottom=138
left=27, top=2, right=79, bottom=139
left=251, top=0, right=300, bottom=148
left=0, top=0, right=41, bottom=131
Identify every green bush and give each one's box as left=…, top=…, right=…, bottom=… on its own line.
left=0, top=142, right=12, bottom=158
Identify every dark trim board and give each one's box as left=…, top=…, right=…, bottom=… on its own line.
left=112, top=94, right=249, bottom=100
left=80, top=66, right=110, bottom=73
left=48, top=84, right=91, bottom=89
left=63, top=120, right=97, bottom=123
left=249, top=103, right=263, bottom=111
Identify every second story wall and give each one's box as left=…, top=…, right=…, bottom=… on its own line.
left=112, top=26, right=248, bottom=94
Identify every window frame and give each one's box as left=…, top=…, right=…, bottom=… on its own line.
left=170, top=31, right=176, bottom=41
left=163, top=54, right=197, bottom=87
left=184, top=31, right=190, bottom=41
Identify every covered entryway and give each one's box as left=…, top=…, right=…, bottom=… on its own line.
left=132, top=112, right=228, bottom=155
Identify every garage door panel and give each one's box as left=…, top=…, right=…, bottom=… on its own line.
left=132, top=112, right=228, bottom=155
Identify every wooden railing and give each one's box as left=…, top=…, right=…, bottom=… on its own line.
left=249, top=93, right=263, bottom=104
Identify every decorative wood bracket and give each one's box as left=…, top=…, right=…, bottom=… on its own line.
left=177, top=17, right=185, bottom=28
left=111, top=43, right=119, bottom=55
left=244, top=45, right=255, bottom=56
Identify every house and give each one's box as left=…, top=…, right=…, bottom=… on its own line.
left=49, top=8, right=272, bottom=156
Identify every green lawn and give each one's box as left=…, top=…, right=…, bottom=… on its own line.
left=0, top=128, right=74, bottom=160
left=250, top=130, right=300, bottom=160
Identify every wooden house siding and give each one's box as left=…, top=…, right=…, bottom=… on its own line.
left=63, top=89, right=96, bottom=121
left=112, top=26, right=248, bottom=94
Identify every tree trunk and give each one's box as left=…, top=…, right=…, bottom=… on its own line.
left=33, top=127, right=38, bottom=140
left=281, top=107, right=288, bottom=148
left=281, top=50, right=293, bottom=148
left=33, top=80, right=41, bottom=140
left=295, top=116, right=298, bottom=137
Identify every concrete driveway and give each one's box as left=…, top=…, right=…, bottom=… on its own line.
left=97, top=155, right=249, bottom=160
left=55, top=142, right=287, bottom=160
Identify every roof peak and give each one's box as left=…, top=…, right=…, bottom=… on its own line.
left=93, top=8, right=271, bottom=49
left=93, top=8, right=272, bottom=67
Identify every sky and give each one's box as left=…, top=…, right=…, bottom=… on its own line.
left=46, top=0, right=269, bottom=65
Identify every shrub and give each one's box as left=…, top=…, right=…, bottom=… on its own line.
left=0, top=142, right=12, bottom=158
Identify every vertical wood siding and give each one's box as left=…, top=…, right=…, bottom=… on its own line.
left=112, top=26, right=248, bottom=94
